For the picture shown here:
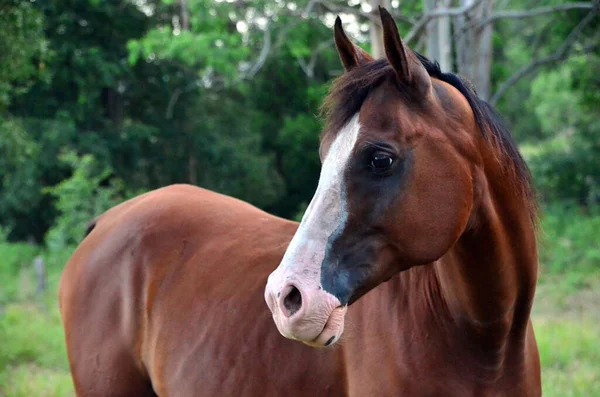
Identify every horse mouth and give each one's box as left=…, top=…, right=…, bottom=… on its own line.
left=299, top=305, right=347, bottom=348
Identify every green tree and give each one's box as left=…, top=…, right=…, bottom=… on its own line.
left=0, top=0, right=48, bottom=110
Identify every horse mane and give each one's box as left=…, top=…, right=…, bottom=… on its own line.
left=84, top=217, right=98, bottom=237
left=320, top=53, right=537, bottom=223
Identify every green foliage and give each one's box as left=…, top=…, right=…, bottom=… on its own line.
left=0, top=116, right=77, bottom=241
left=276, top=113, right=321, bottom=214
left=0, top=0, right=598, bottom=248
left=197, top=129, right=285, bottom=208
left=44, top=152, right=127, bottom=250
left=528, top=63, right=580, bottom=138
left=0, top=1, right=49, bottom=110
left=523, top=118, right=600, bottom=206
left=0, top=242, right=40, bottom=304
left=1, top=0, right=333, bottom=239
left=0, top=226, right=11, bottom=242
left=538, top=204, right=600, bottom=274
left=0, top=117, right=41, bottom=237
left=527, top=139, right=600, bottom=206
left=493, top=6, right=600, bottom=208
left=127, top=2, right=250, bottom=81
left=519, top=54, right=600, bottom=206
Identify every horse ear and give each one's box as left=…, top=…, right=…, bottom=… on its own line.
left=379, top=7, right=430, bottom=92
left=334, top=17, right=374, bottom=71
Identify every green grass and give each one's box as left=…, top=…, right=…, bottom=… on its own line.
left=536, top=319, right=600, bottom=395
left=0, top=304, right=74, bottom=396
left=0, top=205, right=598, bottom=396
left=533, top=271, right=600, bottom=397
left=0, top=244, right=75, bottom=396
left=0, top=242, right=40, bottom=304
left=0, top=364, right=74, bottom=397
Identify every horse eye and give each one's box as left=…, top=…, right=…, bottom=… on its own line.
left=370, top=154, right=394, bottom=171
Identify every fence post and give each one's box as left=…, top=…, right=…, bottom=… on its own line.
left=34, top=256, right=46, bottom=297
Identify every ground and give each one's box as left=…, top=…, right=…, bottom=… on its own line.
left=0, top=244, right=598, bottom=396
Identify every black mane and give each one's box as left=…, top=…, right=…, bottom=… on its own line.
left=321, top=53, right=537, bottom=221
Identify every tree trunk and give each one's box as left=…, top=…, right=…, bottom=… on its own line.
left=188, top=151, right=198, bottom=185
left=437, top=0, right=453, bottom=72
left=102, top=87, right=124, bottom=126
left=425, top=0, right=453, bottom=72
left=425, top=0, right=440, bottom=63
left=179, top=0, right=197, bottom=185
left=370, top=0, right=390, bottom=58
left=179, top=0, right=190, bottom=31
left=455, top=0, right=494, bottom=99
left=476, top=0, right=494, bottom=100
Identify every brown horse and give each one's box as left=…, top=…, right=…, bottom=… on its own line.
left=59, top=8, right=541, bottom=396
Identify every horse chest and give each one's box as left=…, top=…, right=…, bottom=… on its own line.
left=340, top=292, right=480, bottom=396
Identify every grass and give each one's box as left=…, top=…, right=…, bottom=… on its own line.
left=0, top=364, right=73, bottom=397
left=0, top=205, right=598, bottom=396
left=536, top=318, right=599, bottom=394
left=534, top=272, right=600, bottom=397
left=537, top=319, right=600, bottom=397
left=0, top=304, right=74, bottom=396
left=0, top=242, right=40, bottom=305
left=0, top=244, right=75, bottom=396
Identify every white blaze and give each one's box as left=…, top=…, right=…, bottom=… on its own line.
left=276, top=114, right=361, bottom=284
left=264, top=114, right=361, bottom=345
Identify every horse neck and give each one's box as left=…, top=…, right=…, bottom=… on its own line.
left=434, top=146, right=538, bottom=344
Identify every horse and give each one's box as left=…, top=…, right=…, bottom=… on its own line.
left=59, top=7, right=541, bottom=396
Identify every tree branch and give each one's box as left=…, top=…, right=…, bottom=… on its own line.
left=302, top=0, right=320, bottom=18
left=455, top=1, right=597, bottom=37
left=316, top=0, right=416, bottom=26
left=297, top=38, right=335, bottom=78
left=479, top=2, right=596, bottom=26
left=274, top=0, right=325, bottom=51
left=179, top=0, right=190, bottom=31
left=404, top=0, right=485, bottom=44
left=166, top=87, right=185, bottom=119
left=166, top=26, right=272, bottom=118
left=246, top=27, right=271, bottom=78
left=530, top=20, right=555, bottom=59
left=490, top=4, right=600, bottom=105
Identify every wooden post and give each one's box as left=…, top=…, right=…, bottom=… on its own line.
left=34, top=256, right=46, bottom=297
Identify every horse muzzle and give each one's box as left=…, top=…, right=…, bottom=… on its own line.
left=264, top=271, right=347, bottom=347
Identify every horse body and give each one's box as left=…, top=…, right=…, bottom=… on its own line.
left=60, top=185, right=342, bottom=396
left=60, top=8, right=541, bottom=396
left=60, top=184, right=539, bottom=396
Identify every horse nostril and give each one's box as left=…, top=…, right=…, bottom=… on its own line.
left=282, top=285, right=303, bottom=317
